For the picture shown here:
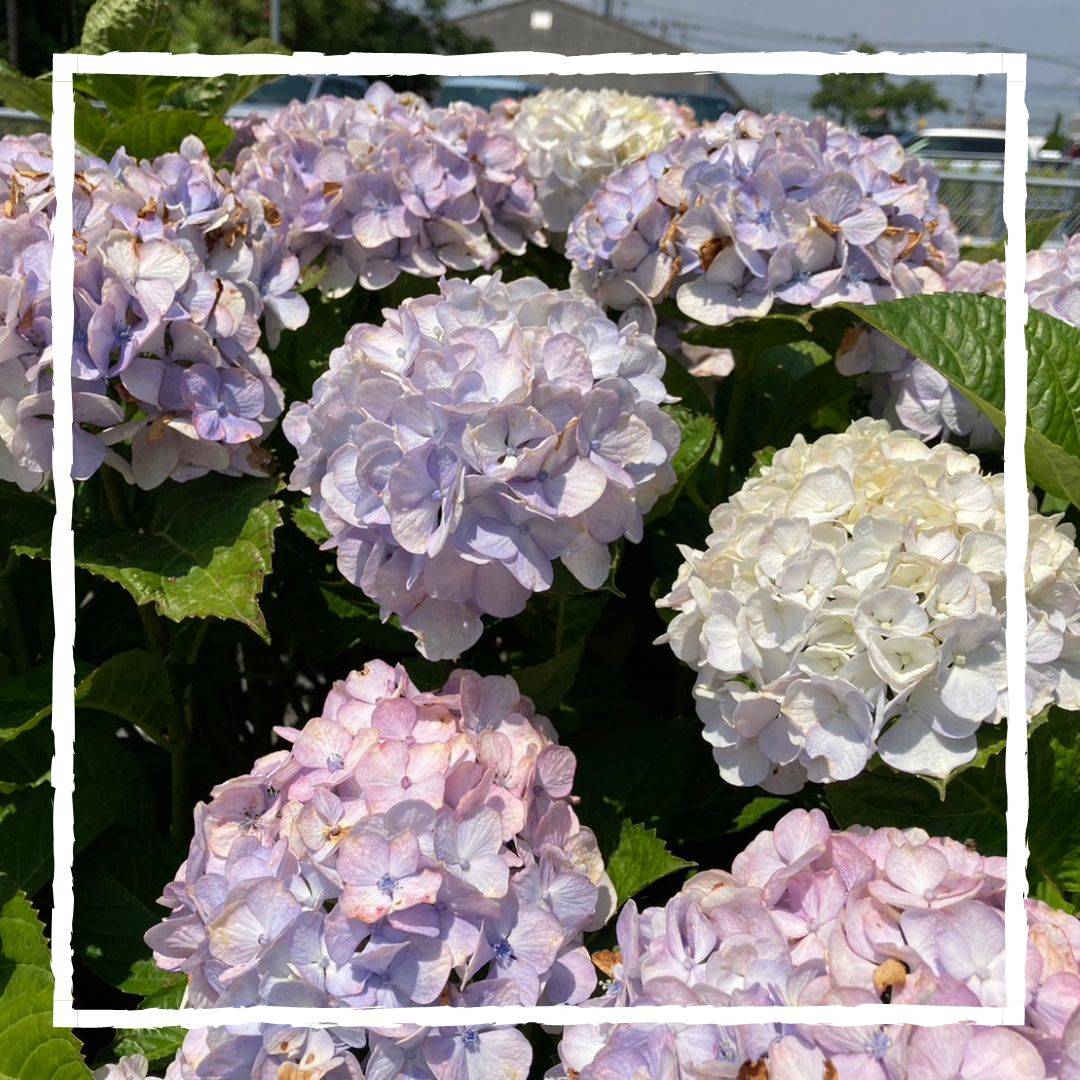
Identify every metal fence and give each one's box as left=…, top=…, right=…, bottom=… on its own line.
left=937, top=167, right=1080, bottom=247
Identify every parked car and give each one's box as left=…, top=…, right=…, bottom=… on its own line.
left=663, top=92, right=734, bottom=123
left=901, top=127, right=1006, bottom=162
left=226, top=74, right=370, bottom=119
left=434, top=76, right=541, bottom=109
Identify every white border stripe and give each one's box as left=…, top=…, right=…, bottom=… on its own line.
left=49, top=58, right=77, bottom=1025
left=1002, top=54, right=1031, bottom=1020
left=49, top=49, right=1028, bottom=1031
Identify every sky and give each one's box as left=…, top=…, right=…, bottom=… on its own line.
left=446, top=0, right=1080, bottom=133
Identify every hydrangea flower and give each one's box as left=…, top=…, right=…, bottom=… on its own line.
left=566, top=111, right=958, bottom=322
left=72, top=136, right=307, bottom=487
left=494, top=87, right=694, bottom=234
left=0, top=134, right=56, bottom=490
left=145, top=660, right=614, bottom=1023
left=96, top=1022, right=534, bottom=1080
left=657, top=419, right=1080, bottom=792
left=548, top=808, right=1080, bottom=1079
left=284, top=273, right=679, bottom=659
left=231, top=82, right=545, bottom=298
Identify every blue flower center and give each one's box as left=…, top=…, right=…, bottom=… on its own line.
left=115, top=323, right=134, bottom=343
left=493, top=938, right=513, bottom=962
left=377, top=873, right=398, bottom=894
left=326, top=752, right=344, bottom=772
left=463, top=1030, right=480, bottom=1051
left=868, top=1031, right=891, bottom=1058
left=431, top=488, right=443, bottom=501
left=756, top=208, right=773, bottom=226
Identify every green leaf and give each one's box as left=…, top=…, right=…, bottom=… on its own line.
left=0, top=881, right=91, bottom=1079
left=682, top=311, right=815, bottom=354
left=0, top=724, right=51, bottom=794
left=961, top=212, right=1069, bottom=265
left=75, top=475, right=283, bottom=641
left=75, top=74, right=186, bottom=117
left=292, top=501, right=331, bottom=545
left=79, top=0, right=172, bottom=52
left=661, top=354, right=712, bottom=416
left=111, top=1027, right=186, bottom=1068
left=73, top=827, right=183, bottom=986
left=0, top=62, right=51, bottom=119
left=88, top=109, right=234, bottom=161
left=75, top=650, right=176, bottom=747
left=0, top=785, right=52, bottom=895
left=176, top=40, right=292, bottom=117
left=0, top=488, right=53, bottom=559
left=729, top=796, right=790, bottom=833
left=763, top=358, right=855, bottom=447
left=118, top=959, right=186, bottom=1004
left=1027, top=709, right=1080, bottom=911
left=514, top=640, right=585, bottom=715
left=0, top=666, right=51, bottom=743
left=838, top=294, right=1080, bottom=507
left=605, top=820, right=695, bottom=905
left=647, top=409, right=715, bottom=522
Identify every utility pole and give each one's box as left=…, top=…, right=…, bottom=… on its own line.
left=6, top=0, right=17, bottom=68
left=603, top=0, right=614, bottom=18
left=270, top=0, right=281, bottom=44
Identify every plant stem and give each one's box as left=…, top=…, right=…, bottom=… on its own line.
left=716, top=360, right=751, bottom=503
left=554, top=596, right=566, bottom=655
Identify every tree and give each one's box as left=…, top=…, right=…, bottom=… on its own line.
left=172, top=0, right=489, bottom=94
left=810, top=41, right=950, bottom=133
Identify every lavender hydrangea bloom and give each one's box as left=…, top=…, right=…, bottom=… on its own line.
left=0, top=135, right=59, bottom=490
left=548, top=808, right=1080, bottom=1079
left=284, top=273, right=679, bottom=659
left=68, top=135, right=307, bottom=488
left=98, top=1018, right=535, bottom=1080
left=838, top=235, right=1080, bottom=445
left=231, top=82, right=545, bottom=298
left=145, top=660, right=614, bottom=1023
left=657, top=419, right=1080, bottom=792
left=566, top=111, right=958, bottom=324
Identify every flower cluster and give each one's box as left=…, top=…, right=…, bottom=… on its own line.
left=566, top=111, right=959, bottom=323
left=495, top=87, right=693, bottom=235
left=232, top=82, right=545, bottom=297
left=98, top=1023, right=534, bottom=1080
left=73, top=136, right=307, bottom=488
left=549, top=808, right=1080, bottom=1079
left=285, top=273, right=679, bottom=659
left=1029, top=232, right=1080, bottom=325
left=0, top=135, right=54, bottom=491
left=657, top=419, right=1080, bottom=792
left=145, top=660, right=614, bottom=1026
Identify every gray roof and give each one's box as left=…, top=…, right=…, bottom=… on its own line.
left=453, top=0, right=743, bottom=103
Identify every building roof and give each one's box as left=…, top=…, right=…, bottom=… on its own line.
left=453, top=0, right=743, bottom=104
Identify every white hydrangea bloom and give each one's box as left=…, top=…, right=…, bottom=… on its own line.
left=499, top=88, right=693, bottom=233
left=657, top=419, right=1080, bottom=793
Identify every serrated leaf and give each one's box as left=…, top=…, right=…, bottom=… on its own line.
left=74, top=475, right=283, bottom=641
left=90, top=110, right=234, bottom=161
left=605, top=820, right=695, bottom=905
left=76, top=74, right=186, bottom=117
left=79, top=0, right=171, bottom=52
left=75, top=649, right=176, bottom=747
left=0, top=881, right=91, bottom=1079
left=838, top=294, right=1080, bottom=507
left=0, top=62, right=51, bottom=119
left=118, top=959, right=186, bottom=1002
left=111, top=1027, right=186, bottom=1068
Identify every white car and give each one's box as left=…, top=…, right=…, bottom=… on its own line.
left=226, top=74, right=370, bottom=119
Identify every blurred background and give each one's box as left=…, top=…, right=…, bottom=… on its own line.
left=1, top=0, right=1077, bottom=246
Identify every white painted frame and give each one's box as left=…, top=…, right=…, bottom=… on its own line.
left=49, top=47, right=1029, bottom=1030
